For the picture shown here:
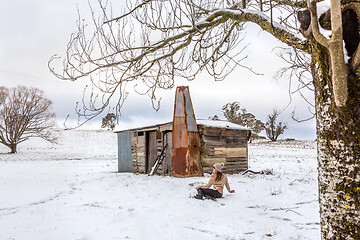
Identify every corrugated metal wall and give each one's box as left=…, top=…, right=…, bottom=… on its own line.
left=117, top=131, right=134, bottom=172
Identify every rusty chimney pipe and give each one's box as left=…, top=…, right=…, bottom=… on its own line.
left=171, top=86, right=203, bottom=177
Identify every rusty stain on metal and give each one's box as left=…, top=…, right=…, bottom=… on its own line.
left=171, top=86, right=203, bottom=177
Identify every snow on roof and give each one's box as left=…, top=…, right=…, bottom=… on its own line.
left=115, top=119, right=250, bottom=133
left=196, top=119, right=250, bottom=131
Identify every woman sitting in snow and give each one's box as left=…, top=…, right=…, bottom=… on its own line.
left=195, top=163, right=235, bottom=200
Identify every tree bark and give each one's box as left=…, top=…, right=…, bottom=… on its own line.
left=10, top=144, right=17, bottom=154
left=311, top=41, right=360, bottom=239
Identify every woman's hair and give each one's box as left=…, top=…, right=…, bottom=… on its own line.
left=215, top=171, right=223, bottom=182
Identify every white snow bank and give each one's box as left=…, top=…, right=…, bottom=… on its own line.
left=0, top=130, right=320, bottom=240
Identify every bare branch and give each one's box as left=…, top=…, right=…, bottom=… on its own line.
left=103, top=0, right=153, bottom=24
left=49, top=0, right=312, bottom=124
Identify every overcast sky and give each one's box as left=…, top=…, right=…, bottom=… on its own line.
left=0, top=0, right=316, bottom=140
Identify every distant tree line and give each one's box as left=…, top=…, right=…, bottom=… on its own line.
left=211, top=101, right=287, bottom=141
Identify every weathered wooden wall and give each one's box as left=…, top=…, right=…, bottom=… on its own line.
left=148, top=130, right=172, bottom=175
left=131, top=130, right=172, bottom=174
left=147, top=131, right=157, bottom=172
left=155, top=131, right=172, bottom=175
left=199, top=126, right=249, bottom=174
left=130, top=126, right=249, bottom=175
left=131, top=133, right=146, bottom=173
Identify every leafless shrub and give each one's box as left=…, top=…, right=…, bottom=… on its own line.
left=265, top=108, right=287, bottom=141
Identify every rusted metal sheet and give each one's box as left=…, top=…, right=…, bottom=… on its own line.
left=171, top=86, right=203, bottom=177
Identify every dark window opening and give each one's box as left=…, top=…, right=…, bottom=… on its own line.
left=137, top=131, right=144, bottom=136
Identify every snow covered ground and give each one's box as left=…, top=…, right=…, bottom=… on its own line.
left=0, top=130, right=320, bottom=240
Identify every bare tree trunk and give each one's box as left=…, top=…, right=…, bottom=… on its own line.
left=311, top=41, right=360, bottom=239
left=10, top=144, right=17, bottom=154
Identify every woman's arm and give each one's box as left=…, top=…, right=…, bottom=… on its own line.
left=197, top=177, right=214, bottom=190
left=225, top=176, right=235, bottom=193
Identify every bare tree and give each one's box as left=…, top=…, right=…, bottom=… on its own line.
left=265, top=109, right=287, bottom=141
left=0, top=86, right=57, bottom=153
left=50, top=0, right=360, bottom=238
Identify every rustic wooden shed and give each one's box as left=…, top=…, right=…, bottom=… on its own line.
left=115, top=119, right=251, bottom=175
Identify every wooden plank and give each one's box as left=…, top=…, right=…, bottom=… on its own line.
left=201, top=154, right=226, bottom=159
left=201, top=135, right=222, bottom=141
left=225, top=162, right=248, bottom=167
left=221, top=129, right=248, bottom=137
left=133, top=154, right=145, bottom=159
left=225, top=162, right=248, bottom=166
left=202, top=140, right=247, bottom=148
left=132, top=135, right=145, bottom=140
left=133, top=143, right=145, bottom=149
left=222, top=165, right=248, bottom=171
left=204, top=165, right=248, bottom=174
left=203, top=136, right=244, bottom=143
left=147, top=131, right=157, bottom=173
left=226, top=142, right=247, bottom=148
left=131, top=134, right=146, bottom=173
left=226, top=157, right=247, bottom=162
left=132, top=136, right=145, bottom=141
left=225, top=165, right=248, bottom=171
left=202, top=131, right=249, bottom=141
left=225, top=136, right=247, bottom=140
left=133, top=162, right=146, bottom=173
left=132, top=151, right=145, bottom=156
left=163, top=132, right=172, bottom=174
left=201, top=128, right=223, bottom=137
left=201, top=163, right=248, bottom=174
left=201, top=138, right=227, bottom=147
left=201, top=157, right=227, bottom=166
left=213, top=149, right=228, bottom=157
left=202, top=127, right=249, bottom=136
left=214, top=147, right=247, bottom=158
left=223, top=169, right=247, bottom=174
left=201, top=147, right=215, bottom=156
left=226, top=138, right=247, bottom=144
left=202, top=166, right=213, bottom=174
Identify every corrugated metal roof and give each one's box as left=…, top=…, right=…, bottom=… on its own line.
left=114, top=119, right=250, bottom=133
left=113, top=121, right=172, bottom=133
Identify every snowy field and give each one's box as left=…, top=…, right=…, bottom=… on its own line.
left=0, top=130, right=320, bottom=240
